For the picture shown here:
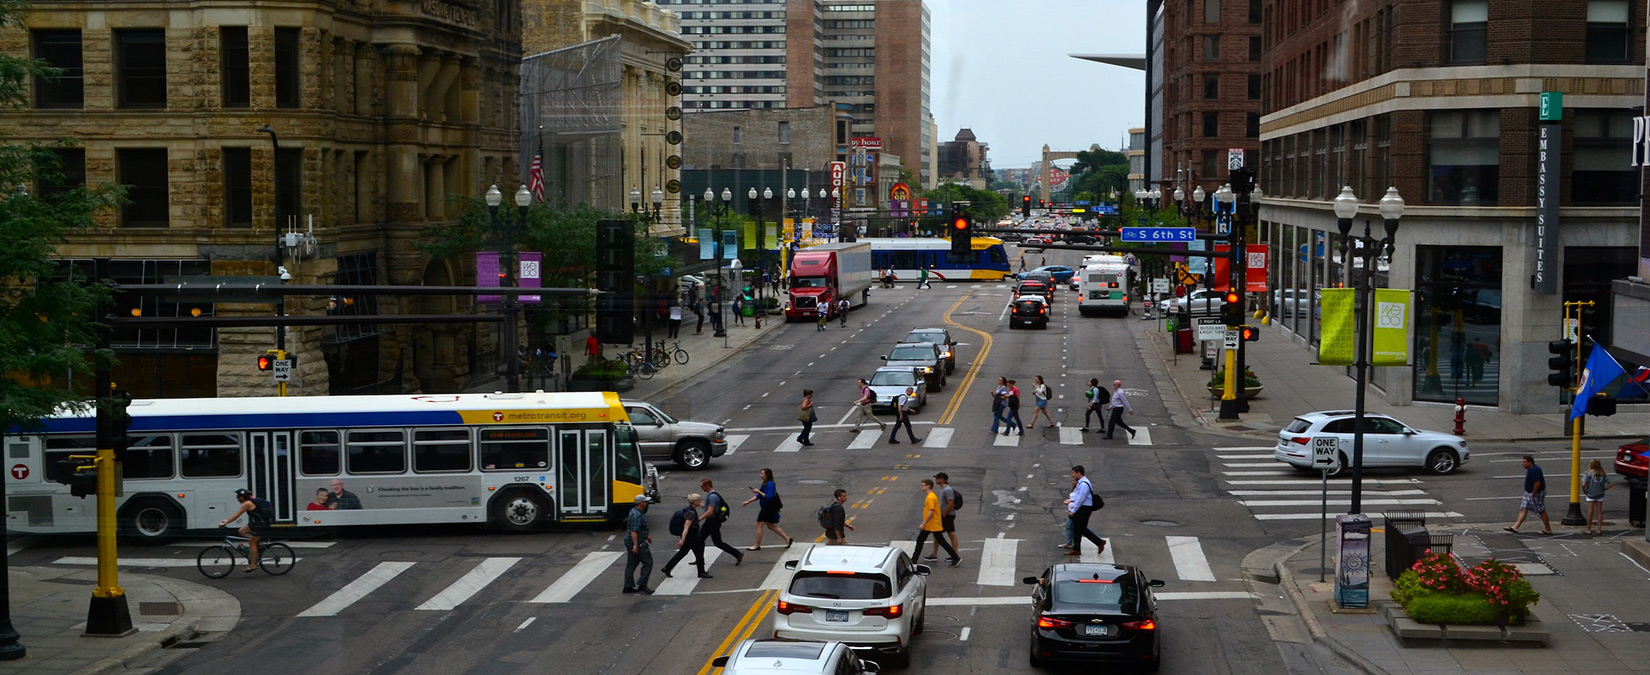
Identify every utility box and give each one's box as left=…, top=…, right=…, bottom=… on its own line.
left=1335, top=514, right=1372, bottom=609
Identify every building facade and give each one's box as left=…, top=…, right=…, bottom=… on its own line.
left=1257, top=0, right=1644, bottom=413
left=1127, top=127, right=1147, bottom=193
left=937, top=128, right=990, bottom=189
left=4, top=0, right=524, bottom=398
left=1161, top=0, right=1263, bottom=202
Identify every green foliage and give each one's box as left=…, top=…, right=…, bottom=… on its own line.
left=1405, top=591, right=1502, bottom=625
left=920, top=184, right=1009, bottom=223
left=1208, top=368, right=1262, bottom=389
left=1390, top=569, right=1425, bottom=607
left=0, top=0, right=124, bottom=432
left=1061, top=147, right=1129, bottom=202
left=573, top=356, right=629, bottom=379
left=1391, top=554, right=1541, bottom=624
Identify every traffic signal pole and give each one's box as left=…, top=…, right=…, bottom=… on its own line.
left=87, top=333, right=133, bottom=636
left=1560, top=300, right=1595, bottom=527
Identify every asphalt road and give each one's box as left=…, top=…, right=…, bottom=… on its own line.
left=8, top=245, right=1578, bottom=675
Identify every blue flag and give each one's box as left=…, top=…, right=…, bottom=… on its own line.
left=1571, top=346, right=1625, bottom=419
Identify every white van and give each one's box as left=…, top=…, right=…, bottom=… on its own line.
left=1077, top=256, right=1131, bottom=317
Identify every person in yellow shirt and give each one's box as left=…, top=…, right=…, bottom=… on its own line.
left=912, top=479, right=960, bottom=567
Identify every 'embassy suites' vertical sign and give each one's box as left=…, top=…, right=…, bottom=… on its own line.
left=1534, top=93, right=1562, bottom=295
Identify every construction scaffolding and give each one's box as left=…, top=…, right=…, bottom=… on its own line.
left=520, top=36, right=623, bottom=211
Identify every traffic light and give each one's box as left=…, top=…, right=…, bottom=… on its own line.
left=54, top=459, right=97, bottom=498
left=1022, top=195, right=1031, bottom=217
left=1546, top=339, right=1575, bottom=388
left=1240, top=325, right=1260, bottom=342
left=949, top=210, right=972, bottom=257
left=258, top=352, right=274, bottom=371
left=1221, top=291, right=1244, bottom=326
left=1587, top=395, right=1618, bottom=417
left=595, top=219, right=636, bottom=344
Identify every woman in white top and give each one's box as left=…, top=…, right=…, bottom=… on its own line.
left=1028, top=375, right=1055, bottom=428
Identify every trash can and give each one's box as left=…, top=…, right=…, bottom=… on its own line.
left=1628, top=476, right=1647, bottom=529
left=1175, top=327, right=1194, bottom=354
left=1383, top=512, right=1427, bottom=580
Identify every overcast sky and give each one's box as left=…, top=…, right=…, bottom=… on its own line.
left=929, top=0, right=1147, bottom=169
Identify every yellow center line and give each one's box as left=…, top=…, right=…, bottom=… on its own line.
left=698, top=588, right=779, bottom=675
left=940, top=291, right=995, bottom=426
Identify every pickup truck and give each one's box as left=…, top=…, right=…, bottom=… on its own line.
left=621, top=400, right=728, bottom=470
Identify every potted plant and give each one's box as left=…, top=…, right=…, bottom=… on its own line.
left=570, top=356, right=634, bottom=392
left=1391, top=552, right=1540, bottom=626
left=1207, top=367, right=1264, bottom=399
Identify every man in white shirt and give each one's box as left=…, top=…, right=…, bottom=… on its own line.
left=1062, top=465, right=1106, bottom=556
left=668, top=303, right=683, bottom=338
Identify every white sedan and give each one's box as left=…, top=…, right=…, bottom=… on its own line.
left=1158, top=288, right=1226, bottom=315
left=1275, top=410, right=1469, bottom=476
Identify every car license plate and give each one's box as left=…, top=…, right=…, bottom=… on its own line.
left=826, top=610, right=849, bottom=622
left=1083, top=624, right=1109, bottom=637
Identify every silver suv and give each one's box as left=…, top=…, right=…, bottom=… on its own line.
left=881, top=342, right=946, bottom=391
left=775, top=545, right=931, bottom=668
left=621, top=400, right=727, bottom=470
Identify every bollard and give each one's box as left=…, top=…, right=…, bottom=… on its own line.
left=1453, top=396, right=1466, bottom=435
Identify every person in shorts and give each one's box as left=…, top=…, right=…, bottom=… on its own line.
left=1505, top=455, right=1552, bottom=535
left=927, top=472, right=960, bottom=560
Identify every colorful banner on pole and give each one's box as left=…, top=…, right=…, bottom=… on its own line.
left=476, top=251, right=541, bottom=303
left=1318, top=288, right=1356, bottom=366
left=1209, top=244, right=1269, bottom=293
left=1371, top=289, right=1412, bottom=366
left=699, top=228, right=714, bottom=260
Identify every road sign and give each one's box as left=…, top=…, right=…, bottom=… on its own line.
left=1151, top=279, right=1170, bottom=294
left=1223, top=329, right=1240, bottom=350
left=1121, top=227, right=1196, bottom=242
left=1564, top=318, right=1579, bottom=342
left=272, top=359, right=293, bottom=383
left=1215, top=218, right=1231, bottom=235
left=10, top=464, right=27, bottom=480
left=1313, top=437, right=1339, bottom=467
left=1195, top=317, right=1225, bottom=341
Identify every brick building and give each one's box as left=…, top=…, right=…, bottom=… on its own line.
left=677, top=104, right=847, bottom=214
left=3, top=0, right=524, bottom=397
left=1257, top=0, right=1643, bottom=413
left=1158, top=0, right=1263, bottom=202
left=937, top=128, right=990, bottom=189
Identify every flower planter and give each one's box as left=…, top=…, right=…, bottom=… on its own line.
left=569, top=374, right=634, bottom=393
left=1207, top=385, right=1265, bottom=399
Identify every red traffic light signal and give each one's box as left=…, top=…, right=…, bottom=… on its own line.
left=1240, top=325, right=1260, bottom=342
left=257, top=354, right=274, bottom=371
left=1224, top=291, right=1241, bottom=305
left=952, top=217, right=968, bottom=231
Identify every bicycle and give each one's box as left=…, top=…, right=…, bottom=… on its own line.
left=619, top=348, right=659, bottom=380
left=663, top=340, right=689, bottom=366
left=198, top=527, right=296, bottom=578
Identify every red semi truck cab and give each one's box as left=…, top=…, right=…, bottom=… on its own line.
left=785, top=242, right=874, bottom=321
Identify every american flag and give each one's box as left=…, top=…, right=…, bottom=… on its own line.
left=528, top=149, right=545, bottom=203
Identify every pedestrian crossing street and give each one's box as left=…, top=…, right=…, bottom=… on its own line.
left=726, top=424, right=1153, bottom=454
left=52, top=533, right=1241, bottom=616
left=1214, top=446, right=1464, bottom=522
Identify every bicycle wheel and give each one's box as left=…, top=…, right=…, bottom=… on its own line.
left=259, top=542, right=296, bottom=576
left=634, top=361, right=657, bottom=380
left=653, top=350, right=670, bottom=369
left=197, top=545, right=238, bottom=579
left=673, top=348, right=689, bottom=365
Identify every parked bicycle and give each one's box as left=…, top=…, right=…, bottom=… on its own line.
left=662, top=340, right=689, bottom=366
left=197, top=527, right=296, bottom=578
left=619, top=347, right=661, bottom=380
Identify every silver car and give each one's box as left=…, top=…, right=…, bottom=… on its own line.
left=621, top=400, right=727, bottom=470
left=775, top=545, right=930, bottom=668
left=1275, top=410, right=1469, bottom=477
left=866, top=367, right=927, bottom=414
left=712, top=639, right=880, bottom=674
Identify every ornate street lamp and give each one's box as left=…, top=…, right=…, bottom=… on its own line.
left=1334, top=185, right=1404, bottom=514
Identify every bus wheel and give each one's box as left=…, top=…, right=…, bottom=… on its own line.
left=494, top=492, right=548, bottom=532
left=121, top=499, right=184, bottom=544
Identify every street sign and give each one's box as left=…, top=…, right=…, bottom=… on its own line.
left=1120, top=227, right=1197, bottom=242
left=1151, top=279, right=1170, bottom=294
left=1215, top=219, right=1231, bottom=235
left=1223, top=329, right=1240, bottom=350
left=272, top=359, right=293, bottom=383
left=1564, top=318, right=1579, bottom=342
left=1195, top=317, right=1225, bottom=342
left=1313, top=437, right=1339, bottom=467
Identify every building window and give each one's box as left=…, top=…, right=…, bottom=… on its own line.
left=733, top=126, right=742, bottom=144
left=37, top=148, right=85, bottom=199
left=117, top=149, right=169, bottom=227
left=1247, top=113, right=1260, bottom=138
left=114, top=29, right=166, bottom=109
left=32, top=30, right=83, bottom=109
left=223, top=148, right=253, bottom=227
left=1248, top=73, right=1260, bottom=99
left=1447, top=0, right=1487, bottom=64
left=778, top=120, right=790, bottom=144
left=221, top=27, right=249, bottom=108
left=1203, top=112, right=1219, bottom=137
left=1585, top=0, right=1630, bottom=64
left=1203, top=35, right=1220, bottom=61
left=1201, top=149, right=1218, bottom=178
left=1413, top=245, right=1502, bottom=406
left=274, top=28, right=301, bottom=108
left=276, top=148, right=303, bottom=228
left=1250, top=36, right=1261, bottom=61
left=1571, top=109, right=1635, bottom=205
left=1249, top=0, right=1261, bottom=23
left=1426, top=110, right=1499, bottom=205
left=1204, top=0, right=1220, bottom=23
left=1203, top=74, right=1219, bottom=99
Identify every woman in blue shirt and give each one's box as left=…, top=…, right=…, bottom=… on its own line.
left=742, top=468, right=794, bottom=550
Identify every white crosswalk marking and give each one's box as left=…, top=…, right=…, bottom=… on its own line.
left=774, top=438, right=803, bottom=453
left=1059, top=427, right=1083, bottom=445
left=724, top=434, right=749, bottom=455
left=417, top=557, right=520, bottom=611
left=1166, top=536, right=1216, bottom=582
left=1078, top=538, right=1113, bottom=564
left=888, top=540, right=919, bottom=560
left=1238, top=497, right=1440, bottom=508
left=760, top=544, right=817, bottom=590
left=923, top=428, right=954, bottom=448
left=847, top=431, right=880, bottom=450
left=298, top=561, right=416, bottom=617
left=993, top=433, right=1019, bottom=447
left=655, top=549, right=724, bottom=595
left=1228, top=489, right=1427, bottom=496
left=977, top=538, right=1018, bottom=586
left=1214, top=446, right=1274, bottom=451
left=1216, top=444, right=1460, bottom=523
left=529, top=552, right=623, bottom=603
left=1256, top=511, right=1464, bottom=521
left=1127, top=427, right=1153, bottom=445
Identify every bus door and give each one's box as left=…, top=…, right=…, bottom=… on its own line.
left=248, top=431, right=296, bottom=524
left=556, top=428, right=610, bottom=519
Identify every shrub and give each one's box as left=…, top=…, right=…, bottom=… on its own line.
left=1461, top=559, right=1540, bottom=611
left=1390, top=553, right=1541, bottom=624
left=1208, top=367, right=1262, bottom=389
left=1405, top=592, right=1501, bottom=626
left=1411, top=551, right=1470, bottom=595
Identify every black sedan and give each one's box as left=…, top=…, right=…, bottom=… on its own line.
left=1023, top=564, right=1163, bottom=671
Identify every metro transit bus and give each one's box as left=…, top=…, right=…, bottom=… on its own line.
left=2, top=392, right=658, bottom=542
left=858, top=236, right=1012, bottom=281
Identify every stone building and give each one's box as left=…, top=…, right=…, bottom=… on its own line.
left=937, top=128, right=989, bottom=189
left=1159, top=0, right=1262, bottom=201
left=677, top=104, right=849, bottom=216
left=3, top=0, right=524, bottom=397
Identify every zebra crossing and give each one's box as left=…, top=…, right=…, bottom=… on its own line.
left=1214, top=446, right=1463, bottom=521
left=721, top=424, right=1154, bottom=452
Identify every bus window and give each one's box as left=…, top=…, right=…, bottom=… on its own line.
left=988, top=247, right=1008, bottom=264
left=120, top=435, right=174, bottom=479
left=412, top=428, right=472, bottom=473
left=892, top=251, right=919, bottom=270
left=180, top=433, right=243, bottom=478
left=614, top=427, right=642, bottom=484
left=43, top=435, right=95, bottom=482
left=346, top=429, right=406, bottom=474
left=300, top=431, right=340, bottom=475
left=479, top=428, right=549, bottom=471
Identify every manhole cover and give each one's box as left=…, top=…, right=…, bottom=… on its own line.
left=140, top=602, right=182, bottom=616
left=796, top=479, right=827, bottom=484
left=1140, top=519, right=1180, bottom=527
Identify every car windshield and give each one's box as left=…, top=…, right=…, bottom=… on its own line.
left=906, top=330, right=945, bottom=344
left=870, top=370, right=917, bottom=386
left=888, top=345, right=934, bottom=361
left=744, top=641, right=827, bottom=660
left=788, top=571, right=893, bottom=600
left=790, top=277, right=827, bottom=288
left=1015, top=301, right=1043, bottom=312
left=1053, top=578, right=1137, bottom=610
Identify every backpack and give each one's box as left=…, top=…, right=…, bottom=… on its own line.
left=668, top=507, right=689, bottom=536
left=950, top=489, right=964, bottom=510
left=708, top=492, right=730, bottom=522
left=248, top=497, right=274, bottom=525
left=817, top=503, right=837, bottom=530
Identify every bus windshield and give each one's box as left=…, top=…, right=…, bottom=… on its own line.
left=615, top=426, right=643, bottom=484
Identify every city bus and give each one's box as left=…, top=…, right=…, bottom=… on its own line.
left=1077, top=255, right=1133, bottom=317
left=3, top=392, right=658, bottom=542
left=861, top=236, right=1012, bottom=281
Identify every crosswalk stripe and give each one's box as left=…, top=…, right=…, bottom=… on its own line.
left=1238, top=497, right=1440, bottom=507
left=1127, top=427, right=1153, bottom=445
left=1255, top=511, right=1463, bottom=521
left=993, top=433, right=1019, bottom=447
left=760, top=544, right=817, bottom=590
left=1223, top=475, right=1422, bottom=484
left=1059, top=427, right=1083, bottom=445
left=724, top=434, right=749, bottom=455
left=977, top=538, right=1018, bottom=586
left=923, top=428, right=954, bottom=448
left=847, top=431, right=880, bottom=450
left=416, top=557, right=520, bottom=611
left=1166, top=536, right=1215, bottom=582
left=1228, top=489, right=1427, bottom=497
left=931, top=592, right=1255, bottom=606
left=529, top=552, right=623, bottom=603
left=1223, top=462, right=1284, bottom=468
left=655, top=549, right=725, bottom=595
left=298, top=561, right=417, bottom=617
left=55, top=557, right=223, bottom=568
left=1217, top=453, right=1274, bottom=459
left=1078, top=538, right=1113, bottom=564
left=1214, top=446, right=1274, bottom=451
left=774, top=438, right=802, bottom=453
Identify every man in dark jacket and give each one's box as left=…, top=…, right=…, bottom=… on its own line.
left=822, top=489, right=854, bottom=544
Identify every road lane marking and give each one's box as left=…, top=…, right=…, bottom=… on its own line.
left=847, top=432, right=879, bottom=450
left=1214, top=446, right=1275, bottom=451
left=1217, top=454, right=1275, bottom=459
left=1254, top=511, right=1463, bottom=520
left=516, top=617, right=536, bottom=631
left=1238, top=498, right=1440, bottom=507
left=993, top=433, right=1019, bottom=447
left=1166, top=536, right=1216, bottom=582
left=724, top=434, right=749, bottom=455
left=1155, top=591, right=1256, bottom=601
left=697, top=588, right=779, bottom=675
left=56, top=556, right=278, bottom=568
left=959, top=626, right=971, bottom=641
left=529, top=552, right=623, bottom=603
left=977, top=538, right=1018, bottom=586
left=298, top=561, right=416, bottom=617
left=940, top=293, right=995, bottom=426
left=1223, top=462, right=1286, bottom=468
left=923, top=428, right=953, bottom=448
left=1079, top=538, right=1113, bottom=564
left=417, top=557, right=521, bottom=611
left=773, top=438, right=803, bottom=453
left=656, top=549, right=725, bottom=595
left=928, top=591, right=1255, bottom=606
left=759, top=544, right=817, bottom=590
left=1228, top=489, right=1427, bottom=496
left=1127, top=427, right=1153, bottom=445
left=6, top=536, right=38, bottom=556
left=1059, top=427, right=1083, bottom=444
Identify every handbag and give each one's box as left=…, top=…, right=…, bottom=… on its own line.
left=1091, top=495, right=1105, bottom=510
left=797, top=407, right=813, bottom=423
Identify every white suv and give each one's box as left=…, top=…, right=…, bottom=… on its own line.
left=775, top=545, right=931, bottom=668
left=1275, top=410, right=1469, bottom=477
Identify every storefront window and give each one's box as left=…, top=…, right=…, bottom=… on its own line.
left=1414, top=246, right=1502, bottom=405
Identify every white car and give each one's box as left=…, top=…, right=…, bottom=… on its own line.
left=713, top=639, right=880, bottom=674
left=1275, top=410, right=1469, bottom=477
left=1157, top=288, right=1226, bottom=315
left=775, top=545, right=931, bottom=667
left=866, top=367, right=927, bottom=413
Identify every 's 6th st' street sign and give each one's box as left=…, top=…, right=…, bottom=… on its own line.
left=1121, top=227, right=1196, bottom=242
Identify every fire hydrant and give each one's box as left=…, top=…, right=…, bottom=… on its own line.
left=1453, top=396, right=1466, bottom=435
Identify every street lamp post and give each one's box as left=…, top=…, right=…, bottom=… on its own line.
left=706, top=188, right=732, bottom=338
left=1334, top=185, right=1405, bottom=514
left=255, top=125, right=287, bottom=394
left=488, top=184, right=532, bottom=392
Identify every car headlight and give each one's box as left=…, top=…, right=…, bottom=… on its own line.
left=919, top=367, right=933, bottom=373
left=715, top=428, right=725, bottom=441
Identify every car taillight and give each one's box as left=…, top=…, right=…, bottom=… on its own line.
left=1037, top=616, right=1073, bottom=629
left=777, top=600, right=813, bottom=615
left=1122, top=619, right=1157, bottom=631
left=1290, top=436, right=1311, bottom=445
left=864, top=603, right=904, bottom=619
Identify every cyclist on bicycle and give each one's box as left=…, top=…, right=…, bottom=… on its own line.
left=219, top=488, right=272, bottom=573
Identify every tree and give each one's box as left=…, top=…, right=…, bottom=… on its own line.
left=0, top=0, right=124, bottom=434
left=920, top=183, right=1009, bottom=223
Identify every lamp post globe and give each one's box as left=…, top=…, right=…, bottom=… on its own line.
left=628, top=186, right=642, bottom=210
left=704, top=187, right=714, bottom=202
left=1333, top=186, right=1360, bottom=221
left=1379, top=186, right=1405, bottom=225
left=787, top=187, right=796, bottom=200
left=485, top=184, right=503, bottom=208
left=651, top=186, right=664, bottom=208
left=818, top=188, right=827, bottom=199
left=763, top=187, right=773, bottom=200
left=1192, top=185, right=1205, bottom=204
left=515, top=185, right=532, bottom=207
left=721, top=187, right=732, bottom=202
left=1173, top=187, right=1184, bottom=202
left=748, top=187, right=758, bottom=200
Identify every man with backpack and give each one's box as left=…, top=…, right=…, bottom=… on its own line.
left=926, top=473, right=962, bottom=561
left=888, top=387, right=922, bottom=445
left=1080, top=378, right=1109, bottom=433
left=219, top=488, right=272, bottom=573
left=697, top=479, right=744, bottom=565
left=818, top=489, right=854, bottom=544
left=661, top=493, right=712, bottom=579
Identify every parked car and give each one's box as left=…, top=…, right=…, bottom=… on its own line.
left=1615, top=438, right=1648, bottom=480
left=866, top=367, right=927, bottom=413
left=881, top=342, right=946, bottom=391
left=1158, top=288, right=1225, bottom=315
left=1274, top=410, right=1469, bottom=477
left=713, top=639, right=880, bottom=674
left=902, top=327, right=957, bottom=374
left=1024, top=563, right=1164, bottom=671
left=621, top=400, right=728, bottom=470
left=1271, top=289, right=1320, bottom=318
left=774, top=545, right=931, bottom=668
left=1011, top=295, right=1050, bottom=329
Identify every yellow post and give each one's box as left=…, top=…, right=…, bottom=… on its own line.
left=1222, top=337, right=1238, bottom=401
left=1569, top=414, right=1583, bottom=506
left=93, top=448, right=122, bottom=599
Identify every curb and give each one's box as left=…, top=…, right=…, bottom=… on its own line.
left=78, top=619, right=201, bottom=675
left=1137, top=319, right=1278, bottom=441
left=1260, top=536, right=1391, bottom=675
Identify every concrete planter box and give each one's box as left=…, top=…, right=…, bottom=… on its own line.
left=568, top=374, right=635, bottom=393
left=1385, top=606, right=1549, bottom=645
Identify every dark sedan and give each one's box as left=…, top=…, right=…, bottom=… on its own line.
left=1024, top=564, right=1163, bottom=671
left=1017, top=265, right=1076, bottom=284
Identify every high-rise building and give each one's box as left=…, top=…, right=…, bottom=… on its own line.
left=666, top=0, right=790, bottom=111
left=1161, top=0, right=1262, bottom=200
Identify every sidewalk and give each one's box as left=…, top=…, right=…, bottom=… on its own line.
left=2, top=565, right=240, bottom=675
left=1259, top=524, right=1650, bottom=675
left=1136, top=313, right=1650, bottom=442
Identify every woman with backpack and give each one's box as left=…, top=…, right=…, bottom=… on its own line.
left=661, top=493, right=711, bottom=579
left=742, top=468, right=794, bottom=550
left=1582, top=459, right=1614, bottom=535
left=1028, top=375, right=1055, bottom=428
